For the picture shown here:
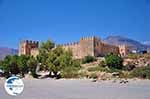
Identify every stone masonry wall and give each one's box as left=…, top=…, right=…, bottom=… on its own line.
left=19, top=36, right=129, bottom=58
left=61, top=36, right=121, bottom=59
left=19, top=40, right=39, bottom=56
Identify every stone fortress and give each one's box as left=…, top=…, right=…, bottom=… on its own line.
left=19, top=40, right=39, bottom=57
left=19, top=36, right=129, bottom=59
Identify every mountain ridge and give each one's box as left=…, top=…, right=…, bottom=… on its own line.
left=0, top=47, right=18, bottom=60
left=104, top=36, right=150, bottom=51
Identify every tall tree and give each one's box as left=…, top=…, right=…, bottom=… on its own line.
left=46, top=47, right=63, bottom=77
left=27, top=56, right=38, bottom=78
left=17, top=55, right=30, bottom=77
left=40, top=39, right=55, bottom=53
left=9, top=55, right=20, bottom=75
left=38, top=39, right=55, bottom=70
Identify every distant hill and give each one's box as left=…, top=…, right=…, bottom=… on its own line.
left=0, top=47, right=18, bottom=60
left=142, top=41, right=150, bottom=46
left=104, top=36, right=150, bottom=51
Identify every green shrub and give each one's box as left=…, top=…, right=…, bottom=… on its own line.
left=105, top=53, right=123, bottom=69
left=60, top=58, right=81, bottom=78
left=82, top=55, right=97, bottom=64
left=130, top=66, right=150, bottom=79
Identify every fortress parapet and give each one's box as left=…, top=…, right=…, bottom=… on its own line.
left=21, top=40, right=39, bottom=45
left=81, top=36, right=96, bottom=41
left=58, top=42, right=79, bottom=47
left=19, top=40, right=39, bottom=56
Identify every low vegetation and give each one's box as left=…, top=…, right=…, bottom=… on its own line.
left=87, top=53, right=150, bottom=80
left=87, top=66, right=110, bottom=72
left=127, top=53, right=150, bottom=59
left=88, top=72, right=97, bottom=79
left=60, top=66, right=80, bottom=78
left=82, top=55, right=97, bottom=64
left=130, top=66, right=150, bottom=79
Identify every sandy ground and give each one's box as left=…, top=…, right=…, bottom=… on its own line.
left=0, top=78, right=150, bottom=99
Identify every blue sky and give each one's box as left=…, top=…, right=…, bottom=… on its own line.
left=0, top=0, right=150, bottom=48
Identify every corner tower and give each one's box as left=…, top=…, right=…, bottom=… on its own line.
left=79, top=36, right=96, bottom=58
left=19, top=40, right=39, bottom=56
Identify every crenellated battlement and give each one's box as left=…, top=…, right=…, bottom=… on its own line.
left=19, top=40, right=39, bottom=56
left=80, top=36, right=101, bottom=41
left=80, top=36, right=95, bottom=40
left=21, top=40, right=39, bottom=45
left=57, top=42, right=79, bottom=47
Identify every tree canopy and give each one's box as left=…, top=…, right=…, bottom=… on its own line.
left=0, top=39, right=81, bottom=78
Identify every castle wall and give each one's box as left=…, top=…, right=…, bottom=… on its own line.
left=61, top=37, right=95, bottom=59
left=101, top=42, right=119, bottom=56
left=93, top=37, right=119, bottom=57
left=61, top=36, right=120, bottom=59
left=79, top=37, right=95, bottom=58
left=93, top=37, right=103, bottom=56
left=61, top=42, right=82, bottom=59
left=19, top=40, right=39, bottom=56
left=19, top=37, right=129, bottom=59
